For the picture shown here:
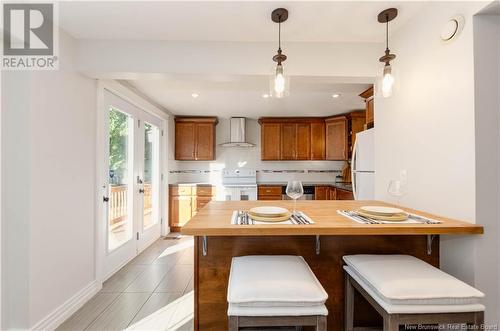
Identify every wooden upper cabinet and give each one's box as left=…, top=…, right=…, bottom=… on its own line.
left=296, top=124, right=311, bottom=160
left=261, top=123, right=281, bottom=160
left=260, top=118, right=319, bottom=161
left=310, top=122, right=325, bottom=160
left=175, top=117, right=218, bottom=161
left=280, top=123, right=297, bottom=160
left=325, top=116, right=348, bottom=160
left=194, top=123, right=214, bottom=160
left=366, top=98, right=374, bottom=125
left=360, top=86, right=374, bottom=127
left=349, top=111, right=366, bottom=156
left=175, top=122, right=196, bottom=160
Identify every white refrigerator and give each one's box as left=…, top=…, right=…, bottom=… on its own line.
left=351, top=128, right=375, bottom=200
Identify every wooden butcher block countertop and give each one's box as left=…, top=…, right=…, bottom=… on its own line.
left=181, top=200, right=483, bottom=236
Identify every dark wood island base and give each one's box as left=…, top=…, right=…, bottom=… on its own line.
left=193, top=235, right=439, bottom=330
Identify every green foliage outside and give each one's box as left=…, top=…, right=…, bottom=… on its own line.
left=109, top=108, right=128, bottom=185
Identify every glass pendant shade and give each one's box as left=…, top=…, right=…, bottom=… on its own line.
left=269, top=63, right=289, bottom=98
left=376, top=64, right=398, bottom=98
left=381, top=65, right=394, bottom=97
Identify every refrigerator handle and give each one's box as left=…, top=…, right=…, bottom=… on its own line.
left=351, top=137, right=358, bottom=200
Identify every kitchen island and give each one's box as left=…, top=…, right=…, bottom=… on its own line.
left=181, top=200, right=483, bottom=331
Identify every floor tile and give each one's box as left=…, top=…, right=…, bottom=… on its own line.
left=128, top=292, right=182, bottom=325
left=177, top=247, right=194, bottom=265
left=55, top=293, right=120, bottom=331
left=101, top=264, right=148, bottom=293
left=85, top=292, right=151, bottom=331
left=155, top=265, right=194, bottom=293
left=124, top=263, right=175, bottom=293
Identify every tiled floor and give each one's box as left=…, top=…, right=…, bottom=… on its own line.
left=57, top=234, right=194, bottom=331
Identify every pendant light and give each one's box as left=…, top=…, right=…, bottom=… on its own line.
left=270, top=8, right=289, bottom=98
left=377, top=8, right=398, bottom=98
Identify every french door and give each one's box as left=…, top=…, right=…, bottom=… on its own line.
left=102, top=90, right=162, bottom=277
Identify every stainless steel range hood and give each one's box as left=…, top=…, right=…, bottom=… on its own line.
left=219, top=117, right=255, bottom=147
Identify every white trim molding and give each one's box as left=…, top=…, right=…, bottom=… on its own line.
left=95, top=79, right=170, bottom=284
left=31, top=281, right=101, bottom=331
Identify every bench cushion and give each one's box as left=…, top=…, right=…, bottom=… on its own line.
left=228, top=303, right=328, bottom=316
left=343, top=255, right=484, bottom=306
left=228, top=255, right=328, bottom=308
left=345, top=266, right=485, bottom=314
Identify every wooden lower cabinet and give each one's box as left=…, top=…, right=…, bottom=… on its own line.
left=169, top=185, right=215, bottom=230
left=258, top=185, right=282, bottom=200
left=335, top=188, right=354, bottom=200
left=315, top=186, right=330, bottom=200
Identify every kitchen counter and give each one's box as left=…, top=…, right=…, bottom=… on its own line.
left=258, top=181, right=353, bottom=192
left=182, top=200, right=482, bottom=236
left=183, top=200, right=483, bottom=330
left=169, top=182, right=214, bottom=186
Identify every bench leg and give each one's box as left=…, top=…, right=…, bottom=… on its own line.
left=228, top=316, right=238, bottom=331
left=469, top=311, right=484, bottom=330
left=316, top=315, right=327, bottom=331
left=345, top=274, right=354, bottom=331
left=383, top=315, right=399, bottom=331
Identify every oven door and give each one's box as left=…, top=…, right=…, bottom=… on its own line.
left=222, top=186, right=257, bottom=201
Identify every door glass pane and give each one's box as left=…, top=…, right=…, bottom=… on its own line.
left=108, top=107, right=133, bottom=251
left=143, top=122, right=159, bottom=229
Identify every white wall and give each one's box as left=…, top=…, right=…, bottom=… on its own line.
left=473, top=12, right=500, bottom=322
left=1, top=30, right=98, bottom=329
left=374, top=0, right=498, bottom=324
left=168, top=117, right=347, bottom=185
left=76, top=40, right=381, bottom=80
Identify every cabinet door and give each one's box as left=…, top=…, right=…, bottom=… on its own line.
left=315, top=186, right=330, bottom=200
left=175, top=122, right=196, bottom=160
left=350, top=111, right=366, bottom=156
left=366, top=98, right=374, bottom=125
left=261, top=123, right=281, bottom=160
left=310, top=122, right=325, bottom=160
left=169, top=195, right=192, bottom=227
left=280, top=123, right=297, bottom=160
left=296, top=124, right=311, bottom=160
left=195, top=196, right=212, bottom=214
left=195, top=123, right=215, bottom=160
left=326, top=117, right=348, bottom=160
left=336, top=189, right=354, bottom=200
left=329, top=188, right=337, bottom=200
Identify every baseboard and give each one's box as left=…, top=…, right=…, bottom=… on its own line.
left=31, top=280, right=101, bottom=331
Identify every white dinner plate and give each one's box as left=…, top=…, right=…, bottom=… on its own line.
left=360, top=205, right=405, bottom=216
left=249, top=206, right=289, bottom=217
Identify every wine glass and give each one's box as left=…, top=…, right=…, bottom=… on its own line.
left=387, top=180, right=408, bottom=206
left=286, top=181, right=304, bottom=213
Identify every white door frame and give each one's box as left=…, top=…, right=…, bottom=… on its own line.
left=95, top=80, right=169, bottom=282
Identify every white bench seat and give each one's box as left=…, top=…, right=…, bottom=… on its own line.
left=228, top=255, right=328, bottom=330
left=343, top=254, right=485, bottom=331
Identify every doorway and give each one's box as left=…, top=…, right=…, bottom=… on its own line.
left=102, top=89, right=163, bottom=277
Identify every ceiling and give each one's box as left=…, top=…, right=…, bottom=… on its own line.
left=60, top=1, right=424, bottom=117
left=59, top=1, right=425, bottom=42
left=125, top=75, right=370, bottom=118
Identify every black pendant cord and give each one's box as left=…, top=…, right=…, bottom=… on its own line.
left=278, top=19, right=282, bottom=53
left=385, top=16, right=389, bottom=52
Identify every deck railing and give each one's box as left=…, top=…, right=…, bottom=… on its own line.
left=109, top=184, right=152, bottom=227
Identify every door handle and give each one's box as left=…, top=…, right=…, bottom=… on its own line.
left=103, top=196, right=109, bottom=202
left=139, top=188, right=145, bottom=194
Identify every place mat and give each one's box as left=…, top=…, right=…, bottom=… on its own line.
left=231, top=210, right=315, bottom=225
left=337, top=210, right=442, bottom=225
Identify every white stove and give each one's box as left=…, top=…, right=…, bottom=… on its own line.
left=220, top=169, right=257, bottom=201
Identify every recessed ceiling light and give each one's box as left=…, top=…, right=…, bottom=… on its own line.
left=191, top=93, right=199, bottom=98
left=262, top=93, right=270, bottom=99
left=332, top=93, right=341, bottom=98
